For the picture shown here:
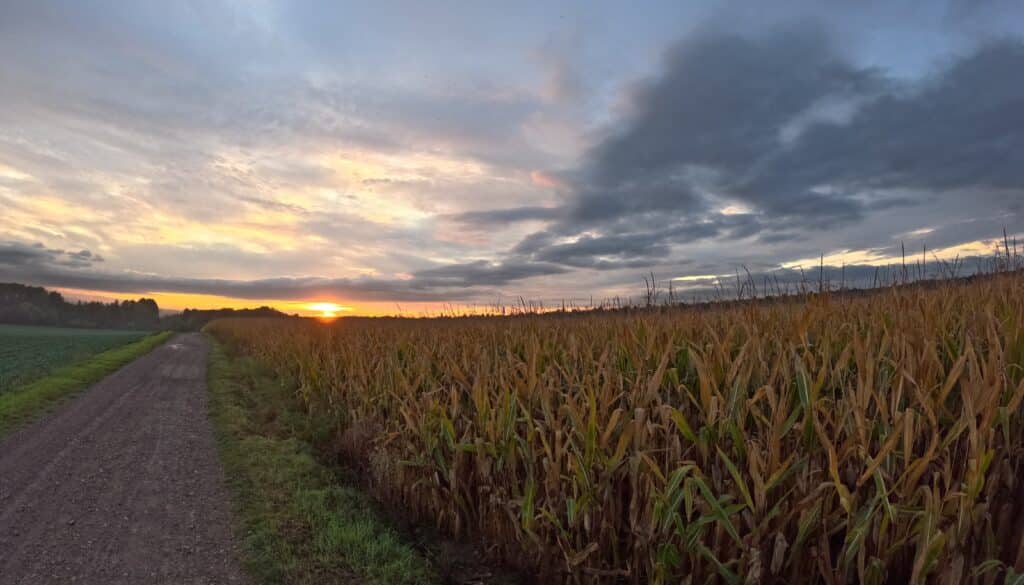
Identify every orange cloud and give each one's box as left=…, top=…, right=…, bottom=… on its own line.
left=530, top=170, right=568, bottom=190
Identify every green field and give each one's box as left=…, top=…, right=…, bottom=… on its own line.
left=0, top=324, right=148, bottom=394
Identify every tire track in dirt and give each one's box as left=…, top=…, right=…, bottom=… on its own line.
left=0, top=333, right=248, bottom=585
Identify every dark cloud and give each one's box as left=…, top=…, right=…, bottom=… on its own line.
left=471, top=28, right=1024, bottom=276
left=534, top=232, right=671, bottom=268
left=449, top=26, right=889, bottom=272
left=411, top=260, right=567, bottom=285
left=0, top=239, right=558, bottom=303
left=531, top=223, right=724, bottom=269
left=234, top=195, right=312, bottom=215
left=0, top=243, right=51, bottom=267
left=737, top=40, right=1024, bottom=211
left=590, top=29, right=876, bottom=186
left=546, top=26, right=879, bottom=231
left=448, top=206, right=562, bottom=225
left=0, top=242, right=105, bottom=270
left=0, top=262, right=475, bottom=303
left=512, top=213, right=760, bottom=270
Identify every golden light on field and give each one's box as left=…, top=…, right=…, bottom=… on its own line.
left=205, top=274, right=1024, bottom=581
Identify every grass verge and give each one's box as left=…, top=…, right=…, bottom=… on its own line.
left=206, top=337, right=439, bottom=585
left=0, top=330, right=172, bottom=438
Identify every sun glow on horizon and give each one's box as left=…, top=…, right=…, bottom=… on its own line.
left=305, top=302, right=352, bottom=319
left=47, top=288, right=457, bottom=317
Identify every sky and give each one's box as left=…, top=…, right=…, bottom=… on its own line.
left=1, top=0, right=1022, bottom=316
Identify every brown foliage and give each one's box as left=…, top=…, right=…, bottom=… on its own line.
left=208, top=274, right=1024, bottom=584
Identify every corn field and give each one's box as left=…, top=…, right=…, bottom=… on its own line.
left=207, top=273, right=1024, bottom=584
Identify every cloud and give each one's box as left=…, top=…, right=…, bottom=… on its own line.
left=412, top=260, right=567, bottom=285
left=589, top=28, right=876, bottom=190
left=529, top=170, right=569, bottom=189
left=448, top=206, right=562, bottom=225
left=0, top=243, right=52, bottom=267
left=1, top=3, right=1023, bottom=308
left=0, top=241, right=105, bottom=270
left=442, top=26, right=889, bottom=275
left=0, top=238, right=560, bottom=303
left=736, top=39, right=1024, bottom=210
left=555, top=26, right=885, bottom=230
left=531, top=225, right=714, bottom=269
left=0, top=261, right=472, bottom=303
left=481, top=27, right=1023, bottom=276
left=533, top=40, right=587, bottom=106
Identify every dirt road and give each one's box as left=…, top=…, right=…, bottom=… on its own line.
left=0, top=333, right=248, bottom=585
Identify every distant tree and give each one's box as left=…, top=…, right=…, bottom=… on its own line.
left=0, top=282, right=161, bottom=330
left=159, top=306, right=290, bottom=331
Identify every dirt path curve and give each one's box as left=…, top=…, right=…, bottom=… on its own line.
left=0, top=333, right=249, bottom=585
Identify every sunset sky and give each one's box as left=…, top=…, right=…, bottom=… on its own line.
left=1, top=1, right=1022, bottom=316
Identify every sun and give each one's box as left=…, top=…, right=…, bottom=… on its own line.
left=305, top=302, right=350, bottom=319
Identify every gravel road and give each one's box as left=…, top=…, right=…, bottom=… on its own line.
left=0, top=333, right=249, bottom=585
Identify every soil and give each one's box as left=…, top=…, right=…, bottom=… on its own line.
left=0, top=333, right=249, bottom=585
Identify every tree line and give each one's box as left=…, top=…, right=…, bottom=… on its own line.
left=0, top=283, right=160, bottom=330
left=160, top=306, right=289, bottom=331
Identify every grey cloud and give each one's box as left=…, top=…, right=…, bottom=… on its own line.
left=0, top=1, right=562, bottom=216
left=525, top=214, right=756, bottom=269
left=69, top=249, right=101, bottom=261
left=534, top=232, right=671, bottom=268
left=737, top=40, right=1024, bottom=210
left=757, top=231, right=808, bottom=245
left=300, top=82, right=553, bottom=170
left=0, top=263, right=477, bottom=303
left=449, top=206, right=562, bottom=225
left=0, top=239, right=559, bottom=303
left=588, top=28, right=878, bottom=188
left=8, top=269, right=507, bottom=304
left=552, top=26, right=883, bottom=231
left=455, top=26, right=888, bottom=276
left=0, top=243, right=51, bottom=267
left=532, top=36, right=588, bottom=107
left=485, top=28, right=1023, bottom=277
left=411, top=260, right=567, bottom=286
left=235, top=195, right=313, bottom=215
left=543, top=59, right=585, bottom=105
left=0, top=241, right=105, bottom=270
left=566, top=178, right=703, bottom=228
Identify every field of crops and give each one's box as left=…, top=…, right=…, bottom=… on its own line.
left=207, top=273, right=1024, bottom=584
left=0, top=324, right=147, bottom=394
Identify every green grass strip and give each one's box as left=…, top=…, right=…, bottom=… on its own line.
left=207, top=338, right=439, bottom=585
left=0, top=331, right=173, bottom=438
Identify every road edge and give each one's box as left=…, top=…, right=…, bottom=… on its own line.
left=206, top=336, right=443, bottom=585
left=0, top=331, right=173, bottom=438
